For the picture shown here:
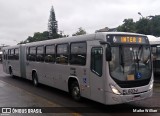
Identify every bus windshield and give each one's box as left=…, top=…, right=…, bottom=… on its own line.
left=109, top=45, right=151, bottom=82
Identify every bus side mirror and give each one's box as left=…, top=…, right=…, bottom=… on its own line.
left=106, top=46, right=112, bottom=61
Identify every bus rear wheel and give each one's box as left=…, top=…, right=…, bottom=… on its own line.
left=32, top=72, right=38, bottom=87
left=71, top=81, right=81, bottom=101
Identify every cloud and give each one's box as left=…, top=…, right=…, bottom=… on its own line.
left=0, top=0, right=160, bottom=45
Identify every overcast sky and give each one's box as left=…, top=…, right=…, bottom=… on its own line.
left=0, top=0, right=160, bottom=45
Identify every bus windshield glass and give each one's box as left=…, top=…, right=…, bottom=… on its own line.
left=109, top=45, right=151, bottom=81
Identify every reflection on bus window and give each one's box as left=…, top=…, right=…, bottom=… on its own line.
left=70, top=42, right=86, bottom=65
left=56, top=44, right=68, bottom=64
left=14, top=48, right=19, bottom=60
left=36, top=46, right=44, bottom=62
left=45, top=45, right=55, bottom=63
left=28, top=47, right=36, bottom=61
left=91, top=47, right=103, bottom=76
left=109, top=46, right=151, bottom=81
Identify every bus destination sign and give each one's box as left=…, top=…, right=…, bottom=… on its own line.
left=121, top=36, right=142, bottom=43
left=108, top=35, right=148, bottom=44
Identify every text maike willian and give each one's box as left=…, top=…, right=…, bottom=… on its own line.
left=133, top=108, right=158, bottom=113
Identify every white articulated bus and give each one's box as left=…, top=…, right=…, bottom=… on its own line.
left=2, top=32, right=153, bottom=105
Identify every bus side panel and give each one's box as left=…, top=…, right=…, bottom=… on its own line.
left=70, top=66, right=91, bottom=99
left=38, top=63, right=69, bottom=92
left=10, top=60, right=21, bottom=77
left=51, top=64, right=69, bottom=91
left=42, top=63, right=57, bottom=87
left=26, top=61, right=35, bottom=81
left=33, top=62, right=48, bottom=85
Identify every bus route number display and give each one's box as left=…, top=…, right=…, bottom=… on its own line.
left=121, top=37, right=142, bottom=43
left=109, top=35, right=148, bottom=44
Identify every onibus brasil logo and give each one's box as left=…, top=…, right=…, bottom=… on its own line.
left=1, top=108, right=42, bottom=115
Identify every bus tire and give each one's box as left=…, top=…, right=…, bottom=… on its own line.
left=32, top=72, right=38, bottom=87
left=70, top=81, right=81, bottom=101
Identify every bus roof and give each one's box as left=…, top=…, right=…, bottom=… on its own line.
left=96, top=32, right=146, bottom=36
left=3, top=32, right=148, bottom=49
left=25, top=32, right=147, bottom=46
left=147, top=35, right=160, bottom=45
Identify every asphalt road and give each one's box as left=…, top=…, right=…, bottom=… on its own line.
left=0, top=63, right=160, bottom=116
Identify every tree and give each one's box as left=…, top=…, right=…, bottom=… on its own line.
left=72, top=27, right=87, bottom=36
left=48, top=6, right=58, bottom=39
left=117, top=19, right=136, bottom=32
left=117, top=15, right=160, bottom=36
left=59, top=30, right=69, bottom=37
left=149, top=15, right=160, bottom=36
left=18, top=6, right=70, bottom=44
left=135, top=18, right=150, bottom=35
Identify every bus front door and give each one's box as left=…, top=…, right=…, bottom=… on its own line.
left=90, top=46, right=105, bottom=103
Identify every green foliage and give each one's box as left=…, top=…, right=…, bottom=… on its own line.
left=48, top=6, right=58, bottom=38
left=150, top=16, right=160, bottom=36
left=19, top=31, right=49, bottom=44
left=19, top=31, right=68, bottom=44
left=72, top=27, right=87, bottom=36
left=117, top=19, right=136, bottom=32
left=135, top=18, right=150, bottom=35
left=117, top=15, right=160, bottom=36
left=19, top=6, right=68, bottom=44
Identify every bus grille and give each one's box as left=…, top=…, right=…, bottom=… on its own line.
left=115, top=78, right=150, bottom=88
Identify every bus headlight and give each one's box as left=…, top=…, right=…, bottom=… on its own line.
left=110, top=85, right=121, bottom=95
left=149, top=82, right=153, bottom=90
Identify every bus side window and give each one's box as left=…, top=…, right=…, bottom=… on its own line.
left=91, top=47, right=103, bottom=76
left=70, top=42, right=86, bottom=65
left=36, top=46, right=44, bottom=62
left=10, top=49, right=14, bottom=60
left=157, top=47, right=160, bottom=59
left=8, top=50, right=10, bottom=60
left=56, top=44, right=69, bottom=64
left=15, top=48, right=19, bottom=60
left=3, top=50, right=5, bottom=60
left=6, top=50, right=8, bottom=60
left=45, top=45, right=55, bottom=63
left=29, top=47, right=36, bottom=61
left=26, top=47, right=29, bottom=61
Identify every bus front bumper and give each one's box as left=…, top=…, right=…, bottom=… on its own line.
left=105, top=89, right=152, bottom=105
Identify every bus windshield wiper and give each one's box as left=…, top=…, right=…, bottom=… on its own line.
left=136, top=51, right=140, bottom=70
left=120, top=46, right=124, bottom=74
left=136, top=46, right=142, bottom=70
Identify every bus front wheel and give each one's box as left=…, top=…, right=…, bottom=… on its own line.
left=71, top=81, right=81, bottom=101
left=32, top=72, right=38, bottom=87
